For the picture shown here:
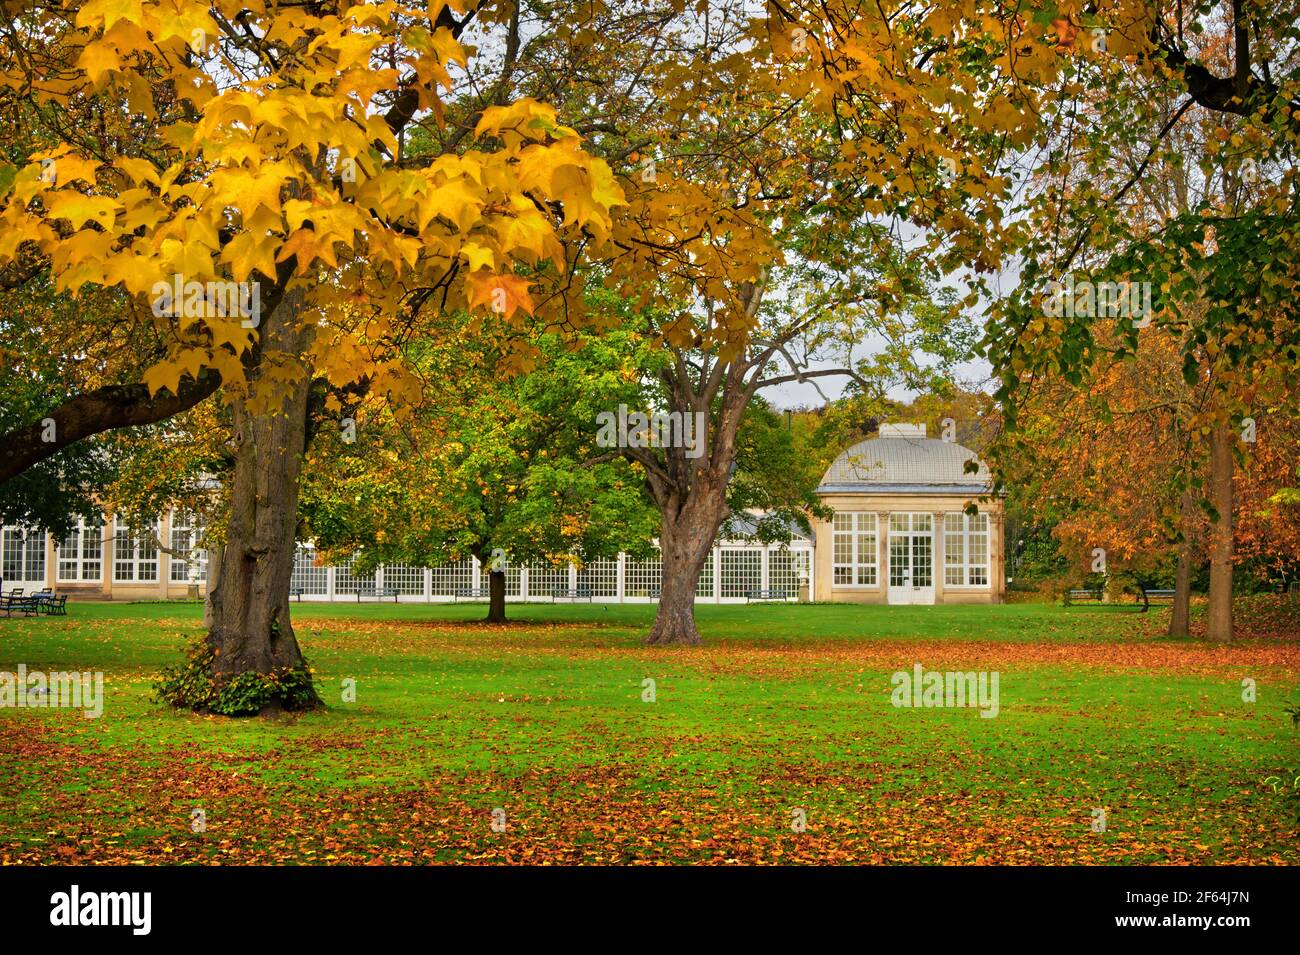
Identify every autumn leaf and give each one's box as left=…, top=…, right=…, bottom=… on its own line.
left=465, top=272, right=534, bottom=320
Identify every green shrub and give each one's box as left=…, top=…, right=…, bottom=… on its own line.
left=153, top=637, right=220, bottom=711
left=153, top=636, right=322, bottom=716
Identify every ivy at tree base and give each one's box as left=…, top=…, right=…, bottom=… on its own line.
left=153, top=637, right=323, bottom=717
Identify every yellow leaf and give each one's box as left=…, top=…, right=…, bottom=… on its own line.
left=465, top=272, right=534, bottom=319
left=76, top=40, right=121, bottom=86
left=476, top=98, right=575, bottom=147
left=416, top=176, right=483, bottom=232
left=220, top=229, right=280, bottom=282
left=45, top=192, right=117, bottom=230
left=275, top=227, right=338, bottom=274
left=458, top=241, right=495, bottom=271
left=74, top=0, right=145, bottom=32
left=115, top=157, right=160, bottom=188
left=45, top=153, right=101, bottom=188
left=142, top=350, right=205, bottom=396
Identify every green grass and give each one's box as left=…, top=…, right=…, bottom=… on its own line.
left=1, top=599, right=1296, bottom=864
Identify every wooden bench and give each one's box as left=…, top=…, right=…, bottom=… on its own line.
left=1064, top=588, right=1103, bottom=604
left=355, top=587, right=399, bottom=602
left=551, top=586, right=593, bottom=602
left=1134, top=587, right=1176, bottom=611
left=454, top=587, right=491, bottom=602
left=746, top=588, right=791, bottom=602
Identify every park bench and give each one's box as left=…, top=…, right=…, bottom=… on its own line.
left=746, top=588, right=791, bottom=602
left=355, top=587, right=400, bottom=602
left=1134, top=587, right=1177, bottom=612
left=30, top=589, right=54, bottom=615
left=23, top=591, right=67, bottom=616
left=1, top=589, right=41, bottom=618
left=454, top=587, right=491, bottom=602
left=1064, top=588, right=1103, bottom=605
left=551, top=586, right=593, bottom=602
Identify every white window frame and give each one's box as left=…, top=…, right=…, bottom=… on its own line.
left=168, top=511, right=208, bottom=582
left=58, top=517, right=104, bottom=582
left=943, top=512, right=990, bottom=588
left=719, top=548, right=762, bottom=598
left=2, top=525, right=46, bottom=583
left=113, top=518, right=160, bottom=583
left=291, top=544, right=330, bottom=595
left=832, top=512, right=878, bottom=587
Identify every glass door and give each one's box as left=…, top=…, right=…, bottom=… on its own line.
left=887, top=514, right=934, bottom=605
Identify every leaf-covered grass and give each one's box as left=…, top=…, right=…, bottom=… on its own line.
left=1, top=599, right=1297, bottom=864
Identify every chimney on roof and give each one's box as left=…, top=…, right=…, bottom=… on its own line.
left=879, top=423, right=927, bottom=438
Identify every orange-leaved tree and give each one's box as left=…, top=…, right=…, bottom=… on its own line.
left=0, top=0, right=624, bottom=705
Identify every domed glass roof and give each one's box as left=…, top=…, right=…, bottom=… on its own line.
left=817, top=424, right=991, bottom=493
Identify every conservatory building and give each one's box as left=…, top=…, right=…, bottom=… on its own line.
left=810, top=423, right=1004, bottom=605
left=1, top=424, right=1001, bottom=606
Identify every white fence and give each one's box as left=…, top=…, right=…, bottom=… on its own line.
left=3, top=519, right=812, bottom=603
left=291, top=542, right=811, bottom=603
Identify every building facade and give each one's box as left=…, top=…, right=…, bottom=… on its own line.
left=1, top=424, right=1002, bottom=606
left=1, top=513, right=813, bottom=604
left=810, top=423, right=1004, bottom=604
left=1, top=512, right=207, bottom=601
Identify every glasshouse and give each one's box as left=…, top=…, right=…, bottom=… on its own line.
left=810, top=423, right=1004, bottom=604
left=1, top=424, right=1000, bottom=606
left=0, top=514, right=814, bottom=605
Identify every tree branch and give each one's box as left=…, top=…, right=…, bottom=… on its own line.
left=0, top=369, right=222, bottom=484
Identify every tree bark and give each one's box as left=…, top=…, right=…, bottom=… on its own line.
left=1169, top=538, right=1193, bottom=637
left=204, top=288, right=319, bottom=705
left=1206, top=422, right=1234, bottom=642
left=647, top=509, right=722, bottom=646
left=486, top=569, right=507, bottom=623
left=1168, top=491, right=1195, bottom=638
left=646, top=455, right=731, bottom=645
left=640, top=358, right=750, bottom=646
left=203, top=542, right=223, bottom=630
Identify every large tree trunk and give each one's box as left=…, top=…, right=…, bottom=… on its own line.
left=1206, top=422, right=1234, bottom=642
left=646, top=473, right=728, bottom=647
left=1169, top=538, right=1193, bottom=637
left=647, top=521, right=715, bottom=646
left=204, top=289, right=319, bottom=706
left=1168, top=490, right=1195, bottom=638
left=486, top=569, right=507, bottom=623
left=639, top=283, right=758, bottom=647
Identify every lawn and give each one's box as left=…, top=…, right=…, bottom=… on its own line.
left=1, top=599, right=1297, bottom=864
